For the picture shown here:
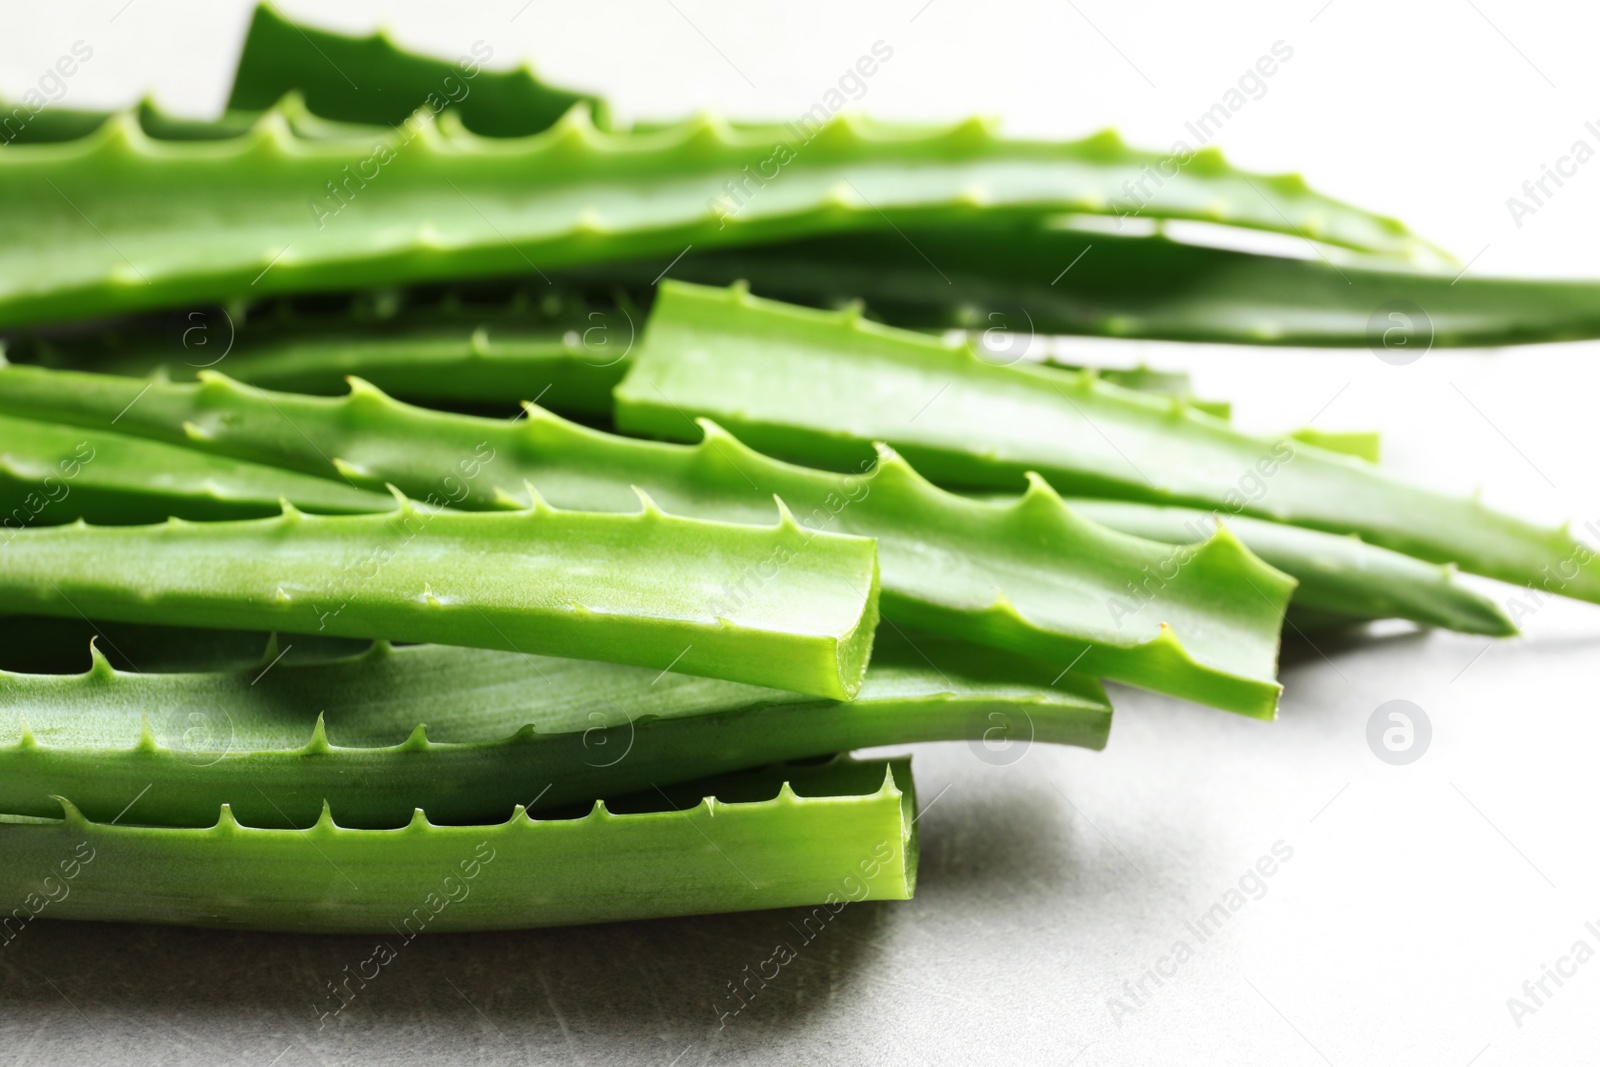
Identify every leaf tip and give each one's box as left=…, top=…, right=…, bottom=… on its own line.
left=630, top=484, right=666, bottom=519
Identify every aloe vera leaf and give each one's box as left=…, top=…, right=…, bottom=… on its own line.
left=97, top=323, right=622, bottom=418
left=4, top=283, right=631, bottom=417
left=1, top=102, right=112, bottom=146
left=18, top=295, right=1232, bottom=422
left=0, top=626, right=1106, bottom=829
left=0, top=501, right=881, bottom=699
left=0, top=615, right=368, bottom=675
left=1289, top=427, right=1380, bottom=463
left=0, top=412, right=397, bottom=527
left=0, top=365, right=1291, bottom=717
left=603, top=221, right=1600, bottom=349
left=228, top=2, right=610, bottom=135
left=0, top=92, right=388, bottom=146
left=616, top=282, right=1600, bottom=605
left=0, top=103, right=1433, bottom=332
left=215, top=326, right=622, bottom=415
left=0, top=756, right=915, bottom=934
left=1065, top=500, right=1515, bottom=636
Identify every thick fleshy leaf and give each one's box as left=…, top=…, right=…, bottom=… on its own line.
left=616, top=282, right=1600, bottom=605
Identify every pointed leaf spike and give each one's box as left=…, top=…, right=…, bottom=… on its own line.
left=631, top=485, right=666, bottom=518
left=53, top=796, right=90, bottom=829
left=87, top=638, right=116, bottom=681
left=304, top=712, right=332, bottom=755
left=399, top=722, right=430, bottom=752
left=773, top=494, right=802, bottom=533
left=331, top=456, right=372, bottom=482
left=135, top=711, right=158, bottom=753
left=344, top=375, right=391, bottom=408
left=520, top=480, right=552, bottom=514
left=385, top=483, right=416, bottom=516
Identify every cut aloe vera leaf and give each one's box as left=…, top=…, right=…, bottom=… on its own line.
left=0, top=500, right=881, bottom=699
left=0, top=756, right=915, bottom=934
left=616, top=282, right=1600, bottom=605
left=0, top=365, right=1290, bottom=717
left=0, top=627, right=1106, bottom=828
left=228, top=2, right=610, bottom=135
left=0, top=101, right=1432, bottom=331
left=604, top=221, right=1600, bottom=348
left=1066, top=500, right=1515, bottom=636
left=0, top=412, right=397, bottom=529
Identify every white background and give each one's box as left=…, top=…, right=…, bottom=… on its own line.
left=2, top=3, right=1599, bottom=1065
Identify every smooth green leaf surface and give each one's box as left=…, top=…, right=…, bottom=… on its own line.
left=0, top=500, right=881, bottom=699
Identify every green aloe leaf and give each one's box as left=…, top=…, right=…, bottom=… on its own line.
left=0, top=499, right=881, bottom=699
left=55, top=320, right=623, bottom=419
left=0, top=102, right=1427, bottom=330
left=1067, top=500, right=1514, bottom=636
left=0, top=614, right=368, bottom=675
left=228, top=2, right=610, bottom=135
left=616, top=282, right=1600, bottom=605
left=0, top=412, right=396, bottom=527
left=1, top=91, right=392, bottom=146
left=0, top=627, right=1107, bottom=829
left=618, top=222, right=1600, bottom=348
left=0, top=756, right=915, bottom=934
left=0, top=364, right=1292, bottom=717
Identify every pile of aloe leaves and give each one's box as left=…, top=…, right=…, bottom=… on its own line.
left=1, top=5, right=1596, bottom=936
